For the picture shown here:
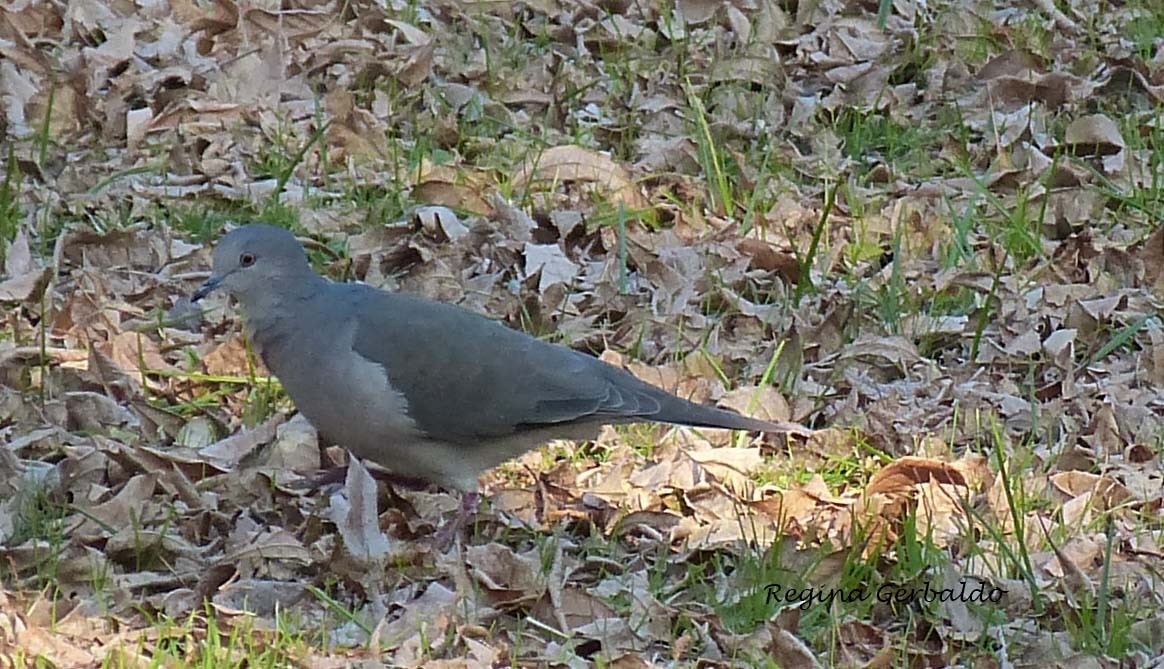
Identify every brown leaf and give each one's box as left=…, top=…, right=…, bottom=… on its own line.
left=514, top=145, right=647, bottom=211
left=718, top=385, right=793, bottom=424
left=768, top=628, right=822, bottom=669
left=675, top=0, right=720, bottom=24
left=0, top=229, right=50, bottom=303
left=202, top=336, right=260, bottom=377
left=13, top=627, right=96, bottom=668
left=465, top=543, right=545, bottom=609
left=213, top=579, right=309, bottom=617
left=98, top=331, right=174, bottom=387
left=242, top=7, right=330, bottom=44
left=331, top=457, right=392, bottom=561
left=1141, top=224, right=1164, bottom=297
left=199, top=414, right=284, bottom=467
left=1064, top=114, right=1124, bottom=156
left=687, top=447, right=763, bottom=490
left=736, top=238, right=800, bottom=283
left=70, top=473, right=159, bottom=539
left=975, top=49, right=1044, bottom=80
left=396, top=41, right=434, bottom=87
left=864, top=456, right=968, bottom=497
left=225, top=528, right=312, bottom=564
left=411, top=162, right=494, bottom=215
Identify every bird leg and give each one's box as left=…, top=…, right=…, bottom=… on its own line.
left=295, top=465, right=431, bottom=491
left=433, top=491, right=481, bottom=550
left=298, top=465, right=478, bottom=549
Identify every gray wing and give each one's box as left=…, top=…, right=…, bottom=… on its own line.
left=349, top=288, right=658, bottom=443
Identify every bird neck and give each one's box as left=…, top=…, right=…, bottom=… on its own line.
left=239, top=273, right=329, bottom=334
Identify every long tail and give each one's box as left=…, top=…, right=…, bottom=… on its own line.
left=653, top=393, right=813, bottom=437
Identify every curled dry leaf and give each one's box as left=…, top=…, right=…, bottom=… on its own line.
left=98, top=331, right=174, bottom=388
left=69, top=473, right=159, bottom=540
left=199, top=413, right=284, bottom=467
left=465, top=543, right=546, bottom=609
left=417, top=206, right=470, bottom=242
left=736, top=238, right=801, bottom=284
left=411, top=162, right=494, bottom=216
left=263, top=413, right=320, bottom=474
left=201, top=335, right=259, bottom=377
left=864, top=456, right=969, bottom=497
left=11, top=627, right=96, bottom=669
left=718, top=384, right=794, bottom=423
left=676, top=0, right=720, bottom=25
left=768, top=628, right=823, bottom=669
left=523, top=242, right=580, bottom=292
left=1064, top=114, right=1124, bottom=156
left=212, top=579, right=309, bottom=617
left=514, top=145, right=648, bottom=211
left=687, top=447, right=763, bottom=492
left=0, top=230, right=51, bottom=303
left=395, top=41, right=435, bottom=87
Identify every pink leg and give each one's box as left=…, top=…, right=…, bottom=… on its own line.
left=434, top=491, right=481, bottom=549
left=294, top=465, right=431, bottom=491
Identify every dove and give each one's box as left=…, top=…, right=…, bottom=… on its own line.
left=192, top=224, right=810, bottom=528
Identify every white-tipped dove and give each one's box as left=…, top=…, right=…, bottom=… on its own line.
left=192, top=224, right=811, bottom=493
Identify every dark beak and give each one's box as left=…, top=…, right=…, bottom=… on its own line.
left=191, top=276, right=222, bottom=302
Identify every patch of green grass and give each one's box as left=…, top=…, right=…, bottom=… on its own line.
left=4, top=488, right=70, bottom=589
left=617, top=423, right=667, bottom=460
left=833, top=107, right=946, bottom=181
left=843, top=218, right=890, bottom=268
left=241, top=375, right=286, bottom=427
left=148, top=337, right=288, bottom=426
left=344, top=181, right=408, bottom=230
left=0, top=146, right=23, bottom=266
left=928, top=284, right=977, bottom=318
left=873, top=226, right=909, bottom=332
left=1094, top=107, right=1164, bottom=232
left=160, top=202, right=240, bottom=243
left=158, top=198, right=298, bottom=244
left=1086, top=313, right=1154, bottom=367
left=306, top=580, right=373, bottom=639
left=788, top=183, right=835, bottom=307
left=940, top=192, right=981, bottom=270
left=1008, top=14, right=1053, bottom=60
left=848, top=226, right=918, bottom=338
left=105, top=605, right=312, bottom=669
left=82, top=197, right=138, bottom=234
left=1049, top=514, right=1151, bottom=657
left=1127, top=9, right=1164, bottom=61
left=962, top=418, right=1045, bottom=600
left=753, top=439, right=873, bottom=491
left=685, top=82, right=736, bottom=217
left=33, top=84, right=57, bottom=173
left=953, top=27, right=1000, bottom=68
left=703, top=539, right=872, bottom=639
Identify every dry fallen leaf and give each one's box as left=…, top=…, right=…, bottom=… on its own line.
left=514, top=145, right=648, bottom=211
left=1063, top=113, right=1125, bottom=156
left=2, top=0, right=1161, bottom=664
left=331, top=457, right=392, bottom=561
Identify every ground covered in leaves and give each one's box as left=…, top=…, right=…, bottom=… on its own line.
left=1, top=0, right=1163, bottom=666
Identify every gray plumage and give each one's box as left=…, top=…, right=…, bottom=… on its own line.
left=193, top=224, right=811, bottom=491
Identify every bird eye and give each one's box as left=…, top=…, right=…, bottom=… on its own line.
left=239, top=252, right=256, bottom=267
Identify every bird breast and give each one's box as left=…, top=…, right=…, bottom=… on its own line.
left=255, top=315, right=420, bottom=451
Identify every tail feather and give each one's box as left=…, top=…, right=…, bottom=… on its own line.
left=653, top=394, right=813, bottom=437
left=601, top=362, right=812, bottom=437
